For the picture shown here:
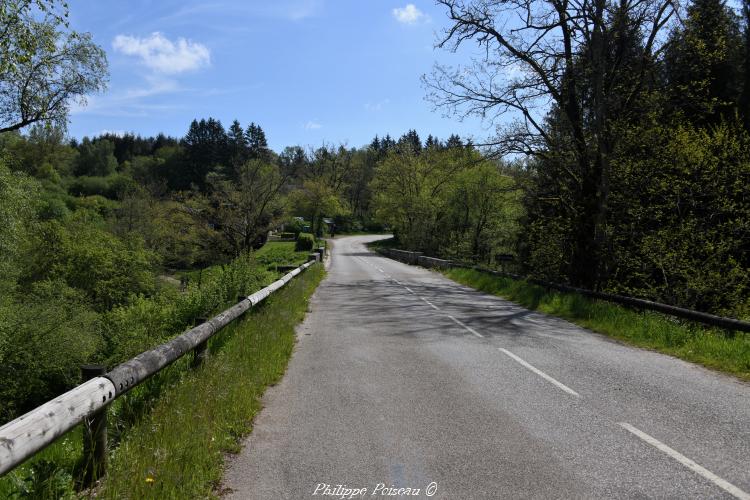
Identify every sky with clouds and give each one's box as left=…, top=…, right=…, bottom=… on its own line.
left=66, top=1, right=494, bottom=152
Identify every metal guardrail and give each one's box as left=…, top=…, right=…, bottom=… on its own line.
left=0, top=258, right=320, bottom=479
left=379, top=248, right=750, bottom=333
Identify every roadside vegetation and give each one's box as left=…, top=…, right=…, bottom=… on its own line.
left=443, top=268, right=750, bottom=380
left=374, top=0, right=749, bottom=323
left=0, top=264, right=325, bottom=499
left=100, top=264, right=325, bottom=499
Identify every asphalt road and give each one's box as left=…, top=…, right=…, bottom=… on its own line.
left=223, top=235, right=750, bottom=499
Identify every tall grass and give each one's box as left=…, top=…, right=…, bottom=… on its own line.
left=100, top=264, right=325, bottom=498
left=445, top=268, right=750, bottom=379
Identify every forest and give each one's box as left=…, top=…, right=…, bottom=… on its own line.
left=1, top=0, right=748, bottom=426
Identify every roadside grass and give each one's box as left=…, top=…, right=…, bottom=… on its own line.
left=176, top=241, right=313, bottom=285
left=100, top=264, right=325, bottom=499
left=253, top=241, right=312, bottom=270
left=0, top=429, right=82, bottom=499
left=444, top=267, right=750, bottom=380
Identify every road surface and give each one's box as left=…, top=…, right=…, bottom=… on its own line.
left=223, top=235, right=750, bottom=499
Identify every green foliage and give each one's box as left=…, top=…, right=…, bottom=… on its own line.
left=608, top=120, right=750, bottom=317
left=295, top=232, right=315, bottom=251
left=67, top=173, right=134, bottom=198
left=664, top=0, right=743, bottom=124
left=102, top=253, right=274, bottom=365
left=195, top=159, right=287, bottom=255
left=282, top=217, right=305, bottom=235
left=26, top=214, right=158, bottom=311
left=253, top=241, right=311, bottom=269
left=74, top=138, right=119, bottom=177
left=0, top=281, right=101, bottom=421
left=372, top=146, right=522, bottom=261
left=0, top=160, right=39, bottom=292
left=289, top=179, right=346, bottom=236
left=0, top=0, right=108, bottom=133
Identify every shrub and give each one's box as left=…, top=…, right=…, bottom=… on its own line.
left=295, top=232, right=315, bottom=251
left=280, top=232, right=296, bottom=239
left=283, top=218, right=305, bottom=236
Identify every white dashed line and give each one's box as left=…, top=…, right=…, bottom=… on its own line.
left=420, top=297, right=440, bottom=310
left=447, top=315, right=484, bottom=338
left=618, top=423, right=750, bottom=500
left=498, top=348, right=580, bottom=397
left=404, top=287, right=415, bottom=294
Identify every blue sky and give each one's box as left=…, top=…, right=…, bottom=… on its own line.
left=66, top=1, right=494, bottom=152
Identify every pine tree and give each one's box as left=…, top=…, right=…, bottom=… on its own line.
left=741, top=0, right=750, bottom=130
left=445, top=134, right=463, bottom=149
left=246, top=122, right=270, bottom=161
left=424, top=134, right=439, bottom=149
left=664, top=0, right=743, bottom=124
left=181, top=118, right=229, bottom=189
left=227, top=119, right=248, bottom=177
left=398, top=129, right=422, bottom=154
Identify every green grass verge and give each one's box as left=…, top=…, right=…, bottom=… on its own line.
left=100, top=264, right=325, bottom=498
left=253, top=241, right=312, bottom=269
left=444, top=268, right=750, bottom=380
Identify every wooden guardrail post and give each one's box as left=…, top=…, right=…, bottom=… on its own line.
left=81, top=364, right=108, bottom=486
left=192, top=317, right=208, bottom=368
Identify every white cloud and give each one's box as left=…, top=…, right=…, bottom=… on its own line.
left=112, top=32, right=210, bottom=74
left=365, top=98, right=390, bottom=112
left=304, top=120, right=322, bottom=130
left=392, top=4, right=426, bottom=24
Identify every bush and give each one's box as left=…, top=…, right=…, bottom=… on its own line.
left=295, top=232, right=315, bottom=251
left=283, top=218, right=305, bottom=236
left=280, top=232, right=296, bottom=239
left=27, top=216, right=158, bottom=311
left=0, top=281, right=101, bottom=421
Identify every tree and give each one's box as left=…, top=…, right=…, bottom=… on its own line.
left=425, top=0, right=677, bottom=288
left=75, top=137, right=118, bottom=176
left=189, top=159, right=290, bottom=256
left=398, top=129, right=422, bottom=154
left=246, top=122, right=270, bottom=161
left=664, top=0, right=742, bottom=125
left=445, top=163, right=520, bottom=261
left=372, top=146, right=477, bottom=251
left=0, top=158, right=38, bottom=293
left=180, top=118, right=228, bottom=190
left=290, top=179, right=346, bottom=236
left=742, top=0, right=750, bottom=131
left=227, top=119, right=248, bottom=175
left=0, top=0, right=108, bottom=133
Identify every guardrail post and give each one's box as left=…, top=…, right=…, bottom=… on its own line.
left=192, top=317, right=208, bottom=368
left=81, top=364, right=108, bottom=486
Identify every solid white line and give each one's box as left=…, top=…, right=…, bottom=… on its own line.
left=404, top=287, right=415, bottom=294
left=447, top=315, right=484, bottom=338
left=498, top=348, right=580, bottom=397
left=618, top=423, right=750, bottom=500
left=420, top=297, right=440, bottom=310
